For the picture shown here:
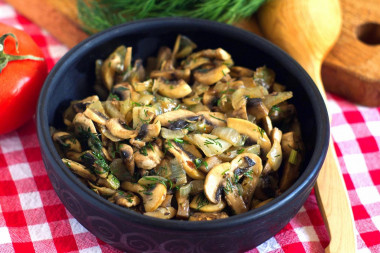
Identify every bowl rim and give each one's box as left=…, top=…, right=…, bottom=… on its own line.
left=37, top=17, right=329, bottom=231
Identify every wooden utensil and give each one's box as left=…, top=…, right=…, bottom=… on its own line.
left=322, top=0, right=380, bottom=107
left=258, top=0, right=356, bottom=252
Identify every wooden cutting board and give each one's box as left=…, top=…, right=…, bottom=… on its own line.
left=5, top=0, right=380, bottom=107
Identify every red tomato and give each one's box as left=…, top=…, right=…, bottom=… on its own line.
left=0, top=23, right=48, bottom=134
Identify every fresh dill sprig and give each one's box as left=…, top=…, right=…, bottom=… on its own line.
left=77, top=0, right=267, bottom=34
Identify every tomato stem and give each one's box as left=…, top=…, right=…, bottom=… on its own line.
left=0, top=33, right=44, bottom=73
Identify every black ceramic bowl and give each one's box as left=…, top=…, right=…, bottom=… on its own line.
left=37, top=18, right=329, bottom=253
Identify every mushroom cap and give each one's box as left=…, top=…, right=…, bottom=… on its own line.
left=156, top=78, right=192, bottom=99
left=73, top=113, right=97, bottom=134
left=52, top=131, right=82, bottom=152
left=153, top=109, right=199, bottom=129
left=204, top=162, right=231, bottom=204
left=194, top=65, right=230, bottom=86
left=231, top=153, right=263, bottom=207
left=106, top=118, right=138, bottom=139
left=144, top=207, right=176, bottom=219
left=121, top=182, right=167, bottom=212
left=143, top=183, right=167, bottom=212
left=190, top=193, right=226, bottom=212
left=197, top=111, right=227, bottom=128
left=61, top=158, right=96, bottom=181
left=224, top=186, right=247, bottom=214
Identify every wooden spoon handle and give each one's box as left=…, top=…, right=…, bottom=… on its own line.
left=315, top=142, right=356, bottom=253
left=257, top=0, right=356, bottom=252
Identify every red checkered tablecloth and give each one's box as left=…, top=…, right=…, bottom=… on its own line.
left=1, top=1, right=379, bottom=252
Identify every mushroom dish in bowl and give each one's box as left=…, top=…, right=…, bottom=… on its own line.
left=37, top=18, right=329, bottom=253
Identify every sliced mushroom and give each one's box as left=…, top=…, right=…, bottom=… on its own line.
left=135, top=122, right=161, bottom=143
left=190, top=193, right=226, bottom=212
left=263, top=128, right=283, bottom=174
left=194, top=65, right=230, bottom=85
left=52, top=131, right=81, bottom=152
left=156, top=78, right=192, bottom=99
left=124, top=59, right=145, bottom=84
left=231, top=153, right=263, bottom=208
left=80, top=150, right=109, bottom=178
left=189, top=212, right=229, bottom=221
left=172, top=34, right=197, bottom=59
left=199, top=156, right=222, bottom=174
left=182, top=94, right=203, bottom=106
left=153, top=109, right=199, bottom=129
left=84, top=107, right=109, bottom=125
left=111, top=83, right=132, bottom=101
left=61, top=158, right=96, bottom=181
left=98, top=124, right=122, bottom=142
left=121, top=181, right=167, bottom=212
left=204, top=162, right=230, bottom=204
left=223, top=183, right=247, bottom=214
left=106, top=118, right=138, bottom=139
left=134, top=143, right=164, bottom=170
left=181, top=143, right=203, bottom=159
left=246, top=98, right=269, bottom=120
left=101, top=46, right=125, bottom=90
left=156, top=47, right=172, bottom=70
left=188, top=48, right=231, bottom=61
left=181, top=57, right=211, bottom=70
left=144, top=207, right=177, bottom=219
left=230, top=66, right=254, bottom=78
left=150, top=69, right=191, bottom=82
left=101, top=146, right=113, bottom=161
left=109, top=158, right=132, bottom=181
left=160, top=194, right=173, bottom=208
left=227, top=118, right=271, bottom=155
left=231, top=87, right=268, bottom=110
left=165, top=140, right=205, bottom=180
left=72, top=95, right=100, bottom=113
left=119, top=144, right=135, bottom=175
left=73, top=113, right=97, bottom=134
left=66, top=151, right=83, bottom=162
left=230, top=105, right=248, bottom=120
left=197, top=111, right=227, bottom=128
left=252, top=198, right=274, bottom=209
left=202, top=88, right=218, bottom=108
left=88, top=181, right=116, bottom=197
left=109, top=190, right=140, bottom=208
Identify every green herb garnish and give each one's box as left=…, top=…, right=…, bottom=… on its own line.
left=194, top=158, right=207, bottom=169
left=78, top=0, right=266, bottom=34
left=142, top=176, right=173, bottom=190
left=237, top=148, right=245, bottom=154
left=204, top=137, right=222, bottom=148
left=108, top=93, right=120, bottom=101
left=210, top=114, right=226, bottom=122
left=139, top=146, right=148, bottom=156
left=195, top=193, right=209, bottom=210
